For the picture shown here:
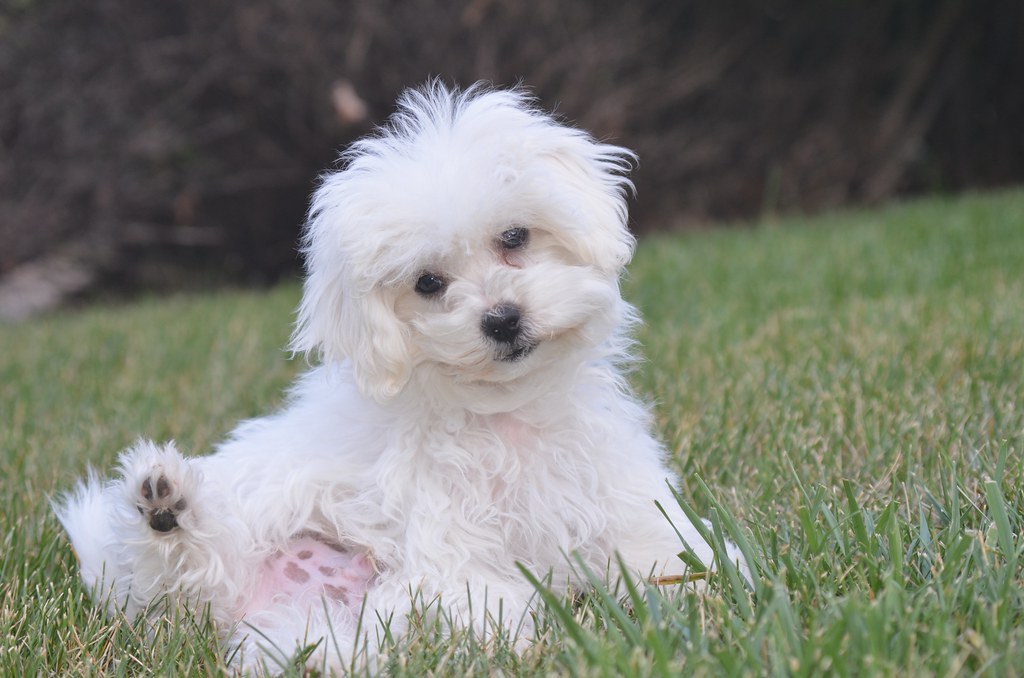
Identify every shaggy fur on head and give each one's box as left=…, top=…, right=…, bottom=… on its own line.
left=55, top=82, right=745, bottom=673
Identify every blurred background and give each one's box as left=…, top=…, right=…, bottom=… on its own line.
left=1, top=0, right=1021, bottom=320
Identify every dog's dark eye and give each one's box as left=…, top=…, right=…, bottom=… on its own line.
left=415, top=273, right=446, bottom=296
left=499, top=227, right=529, bottom=250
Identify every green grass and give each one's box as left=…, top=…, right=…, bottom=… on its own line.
left=2, top=189, right=1023, bottom=675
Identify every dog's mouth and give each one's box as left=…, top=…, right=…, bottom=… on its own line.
left=497, top=342, right=538, bottom=363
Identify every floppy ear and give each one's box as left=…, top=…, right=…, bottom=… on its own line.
left=541, top=132, right=637, bottom=276
left=290, top=189, right=413, bottom=402
left=292, top=276, right=412, bottom=402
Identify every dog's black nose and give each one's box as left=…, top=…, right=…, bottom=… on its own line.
left=481, top=304, right=522, bottom=344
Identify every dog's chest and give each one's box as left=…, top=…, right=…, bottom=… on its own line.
left=378, top=413, right=607, bottom=567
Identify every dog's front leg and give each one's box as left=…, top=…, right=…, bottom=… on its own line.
left=112, top=440, right=252, bottom=616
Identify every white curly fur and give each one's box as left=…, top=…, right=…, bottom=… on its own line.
left=54, top=82, right=745, bottom=673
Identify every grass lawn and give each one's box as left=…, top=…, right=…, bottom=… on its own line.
left=2, top=189, right=1022, bottom=675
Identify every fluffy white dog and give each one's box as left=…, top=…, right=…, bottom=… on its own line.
left=56, top=82, right=744, bottom=672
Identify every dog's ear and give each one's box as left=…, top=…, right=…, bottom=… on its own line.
left=540, top=133, right=637, bottom=276
left=291, top=204, right=413, bottom=403
left=292, top=271, right=412, bottom=402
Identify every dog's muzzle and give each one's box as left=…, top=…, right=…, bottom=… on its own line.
left=482, top=303, right=537, bottom=362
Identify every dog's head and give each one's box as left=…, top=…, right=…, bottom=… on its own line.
left=291, top=82, right=636, bottom=404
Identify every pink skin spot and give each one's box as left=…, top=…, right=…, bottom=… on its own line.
left=324, top=584, right=349, bottom=603
left=244, top=535, right=376, bottom=618
left=284, top=561, right=310, bottom=583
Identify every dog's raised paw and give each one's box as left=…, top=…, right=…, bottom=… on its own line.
left=118, top=440, right=194, bottom=535
left=138, top=472, right=187, bottom=533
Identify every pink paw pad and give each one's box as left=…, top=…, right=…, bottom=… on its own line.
left=246, top=535, right=375, bottom=615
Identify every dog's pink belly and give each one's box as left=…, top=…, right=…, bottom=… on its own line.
left=244, top=535, right=375, bottom=616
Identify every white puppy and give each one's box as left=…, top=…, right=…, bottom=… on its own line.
left=55, top=82, right=744, bottom=672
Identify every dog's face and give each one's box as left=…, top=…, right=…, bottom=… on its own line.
left=292, top=84, right=636, bottom=404
left=390, top=219, right=623, bottom=389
